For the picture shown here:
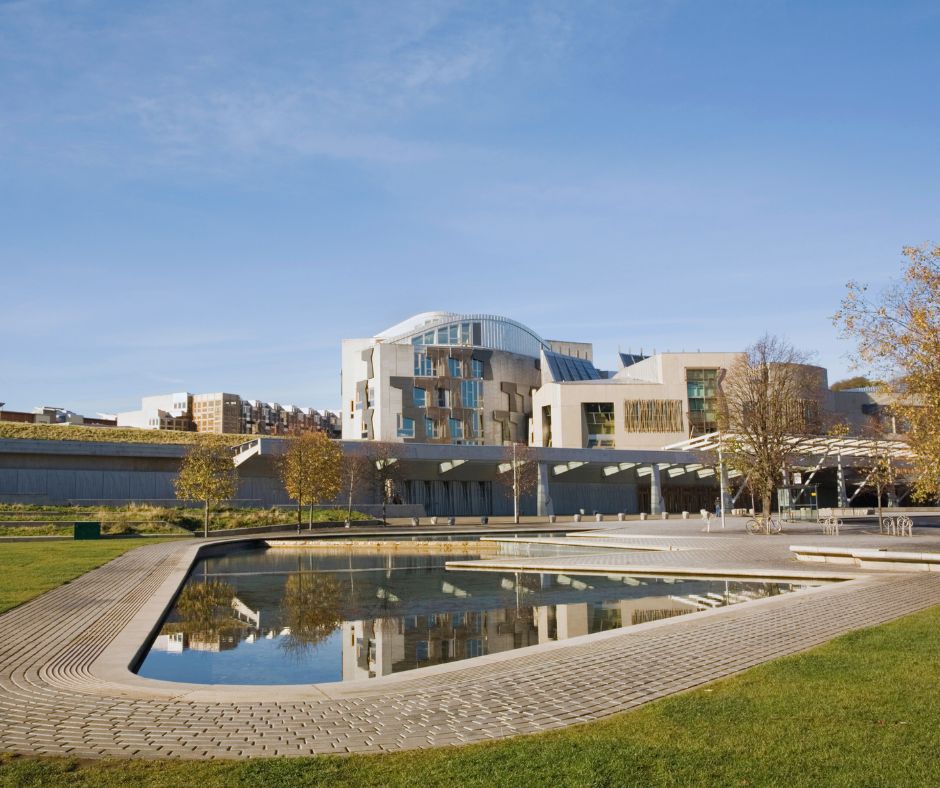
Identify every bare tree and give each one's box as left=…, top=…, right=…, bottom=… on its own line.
left=718, top=335, right=826, bottom=531
left=367, top=442, right=404, bottom=524
left=340, top=449, right=373, bottom=525
left=495, top=442, right=539, bottom=524
left=342, top=443, right=404, bottom=524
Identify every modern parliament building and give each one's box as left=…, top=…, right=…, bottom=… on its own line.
left=341, top=311, right=888, bottom=451
left=338, top=312, right=899, bottom=517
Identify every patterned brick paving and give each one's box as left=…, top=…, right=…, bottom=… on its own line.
left=2, top=525, right=940, bottom=759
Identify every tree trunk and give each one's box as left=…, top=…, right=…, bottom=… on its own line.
left=876, top=481, right=883, bottom=532
left=346, top=478, right=354, bottom=524
left=203, top=500, right=209, bottom=539
left=762, top=492, right=772, bottom=534
left=308, top=503, right=314, bottom=530
left=297, top=498, right=302, bottom=534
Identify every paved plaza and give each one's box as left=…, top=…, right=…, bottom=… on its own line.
left=2, top=515, right=940, bottom=759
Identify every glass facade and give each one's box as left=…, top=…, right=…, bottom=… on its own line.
left=686, top=368, right=719, bottom=434
left=449, top=418, right=463, bottom=439
left=448, top=357, right=461, bottom=377
left=413, top=387, right=426, bottom=407
left=470, top=358, right=483, bottom=378
left=410, top=321, right=479, bottom=348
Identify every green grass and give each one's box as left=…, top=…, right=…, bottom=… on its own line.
left=0, top=540, right=184, bottom=615
left=0, top=422, right=270, bottom=446
left=2, top=603, right=939, bottom=786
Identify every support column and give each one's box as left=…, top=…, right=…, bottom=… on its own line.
left=836, top=453, right=848, bottom=508
left=718, top=448, right=731, bottom=514
left=650, top=464, right=663, bottom=515
left=536, top=461, right=552, bottom=517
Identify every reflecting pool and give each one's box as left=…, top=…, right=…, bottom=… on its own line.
left=137, top=547, right=812, bottom=685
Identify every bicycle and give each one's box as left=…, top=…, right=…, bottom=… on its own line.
left=745, top=515, right=781, bottom=535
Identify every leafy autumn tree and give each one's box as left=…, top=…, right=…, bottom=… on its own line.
left=718, top=335, right=826, bottom=531
left=278, top=430, right=343, bottom=533
left=835, top=244, right=940, bottom=500
left=174, top=435, right=239, bottom=537
left=496, top=442, right=539, bottom=523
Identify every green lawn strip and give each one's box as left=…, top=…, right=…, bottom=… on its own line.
left=0, top=540, right=183, bottom=614
left=2, top=604, right=939, bottom=786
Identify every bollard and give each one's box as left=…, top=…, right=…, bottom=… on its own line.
left=682, top=511, right=689, bottom=520
left=447, top=516, right=456, bottom=526
left=595, top=513, right=603, bottom=522
left=639, top=513, right=647, bottom=521
left=548, top=514, right=556, bottom=523
left=430, top=516, right=438, bottom=525
left=573, top=513, right=582, bottom=523
left=661, top=512, right=669, bottom=520
left=411, top=516, right=420, bottom=527
left=618, top=512, right=626, bottom=522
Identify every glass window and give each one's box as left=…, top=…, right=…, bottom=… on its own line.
left=436, top=388, right=449, bottom=408
left=686, top=368, right=720, bottom=434
left=397, top=416, right=415, bottom=438
left=449, top=418, right=463, bottom=440
left=470, top=358, right=483, bottom=378
left=414, top=351, right=433, bottom=376
left=460, top=323, right=471, bottom=345
left=425, top=417, right=440, bottom=438
left=461, top=379, right=482, bottom=408
left=413, top=388, right=426, bottom=407
left=448, top=357, right=461, bottom=377
left=584, top=403, right=615, bottom=433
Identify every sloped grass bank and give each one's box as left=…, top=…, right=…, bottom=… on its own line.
left=0, top=540, right=184, bottom=614
left=2, top=604, right=939, bottom=786
left=0, top=504, right=370, bottom=536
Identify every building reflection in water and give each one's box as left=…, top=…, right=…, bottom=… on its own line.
left=145, top=549, right=804, bottom=684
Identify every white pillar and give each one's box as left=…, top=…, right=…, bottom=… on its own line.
left=537, top=461, right=553, bottom=517
left=836, top=453, right=848, bottom=508
left=650, top=465, right=663, bottom=515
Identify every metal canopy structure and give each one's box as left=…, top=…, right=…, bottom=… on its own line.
left=663, top=431, right=915, bottom=462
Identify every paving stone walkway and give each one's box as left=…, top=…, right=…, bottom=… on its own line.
left=2, top=524, right=940, bottom=759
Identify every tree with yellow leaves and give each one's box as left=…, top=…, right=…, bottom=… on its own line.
left=278, top=430, right=343, bottom=532
left=174, top=435, right=239, bottom=537
left=835, top=244, right=940, bottom=500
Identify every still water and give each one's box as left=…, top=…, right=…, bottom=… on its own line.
left=137, top=547, right=810, bottom=685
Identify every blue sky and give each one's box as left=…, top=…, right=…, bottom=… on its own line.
left=1, top=1, right=938, bottom=415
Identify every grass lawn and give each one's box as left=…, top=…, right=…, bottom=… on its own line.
left=2, top=599, right=939, bottom=786
left=0, top=540, right=184, bottom=615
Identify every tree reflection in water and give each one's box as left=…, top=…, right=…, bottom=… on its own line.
left=163, top=579, right=245, bottom=647
left=280, top=571, right=344, bottom=656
